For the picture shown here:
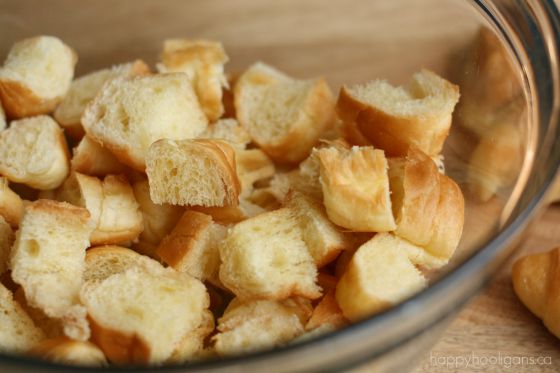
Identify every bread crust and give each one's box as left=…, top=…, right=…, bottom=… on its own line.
left=0, top=177, right=24, bottom=228
left=0, top=80, right=61, bottom=118
left=28, top=336, right=107, bottom=366
left=71, top=136, right=129, bottom=177
left=512, top=248, right=560, bottom=338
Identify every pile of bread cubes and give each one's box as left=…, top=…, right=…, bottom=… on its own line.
left=0, top=35, right=464, bottom=367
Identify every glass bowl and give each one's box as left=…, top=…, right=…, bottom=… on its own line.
left=0, top=0, right=558, bottom=371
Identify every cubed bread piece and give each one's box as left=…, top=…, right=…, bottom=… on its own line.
left=512, top=247, right=560, bottom=338
left=0, top=215, right=14, bottom=275
left=219, top=208, right=321, bottom=300
left=468, top=122, right=522, bottom=201
left=13, top=288, right=64, bottom=338
left=29, top=337, right=107, bottom=366
left=131, top=180, right=183, bottom=258
left=284, top=191, right=351, bottom=267
left=71, top=136, right=129, bottom=177
left=0, top=36, right=77, bottom=118
left=338, top=70, right=460, bottom=157
left=317, top=145, right=395, bottom=232
left=10, top=200, right=94, bottom=340
left=82, top=73, right=208, bottom=171
left=57, top=173, right=143, bottom=246
left=335, top=233, right=427, bottom=321
left=388, top=147, right=440, bottom=246
left=236, top=148, right=275, bottom=197
left=158, top=39, right=228, bottom=122
left=201, top=118, right=251, bottom=149
left=167, top=309, right=215, bottom=364
left=0, top=177, right=23, bottom=228
left=146, top=139, right=240, bottom=207
left=213, top=298, right=309, bottom=356
left=305, top=291, right=348, bottom=331
left=234, top=62, right=335, bottom=164
left=156, top=211, right=226, bottom=286
left=424, top=174, right=464, bottom=261
left=80, top=266, right=209, bottom=365
left=0, top=283, right=45, bottom=354
left=0, top=115, right=69, bottom=190
left=55, top=60, right=150, bottom=139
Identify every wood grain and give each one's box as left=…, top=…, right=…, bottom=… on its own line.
left=415, top=205, right=560, bottom=373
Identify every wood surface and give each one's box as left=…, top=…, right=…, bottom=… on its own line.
left=415, top=204, right=560, bottom=373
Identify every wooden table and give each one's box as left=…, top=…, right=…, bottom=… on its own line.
left=414, top=205, right=560, bottom=372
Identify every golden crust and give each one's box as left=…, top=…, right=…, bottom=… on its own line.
left=317, top=146, right=395, bottom=232
left=0, top=80, right=60, bottom=118
left=0, top=177, right=24, bottom=228
left=389, top=147, right=441, bottom=246
left=28, top=336, right=107, bottom=366
left=71, top=136, right=129, bottom=177
left=305, top=291, right=348, bottom=331
left=512, top=248, right=560, bottom=338
left=88, top=315, right=151, bottom=365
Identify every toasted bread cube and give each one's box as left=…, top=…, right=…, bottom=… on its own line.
left=0, top=116, right=69, bottom=190
left=71, top=136, right=129, bottom=177
left=29, top=337, right=107, bottom=367
left=158, top=39, right=228, bottom=122
left=57, top=173, right=143, bottom=246
left=0, top=283, right=45, bottom=354
left=55, top=60, right=150, bottom=139
left=12, top=288, right=64, bottom=339
left=131, top=180, right=183, bottom=258
left=190, top=199, right=266, bottom=224
left=0, top=36, right=76, bottom=118
left=335, top=233, right=427, bottom=321
left=146, top=139, right=240, bottom=207
left=338, top=70, right=460, bottom=157
left=0, top=216, right=14, bottom=275
left=213, top=298, right=309, bottom=356
left=156, top=211, right=226, bottom=286
left=424, top=175, right=464, bottom=261
left=234, top=62, right=336, bottom=164
left=306, top=291, right=348, bottom=331
left=219, top=208, right=321, bottom=300
left=167, top=309, right=215, bottom=364
left=284, top=191, right=351, bottom=267
left=201, top=118, right=251, bottom=149
left=236, top=148, right=275, bottom=197
left=10, top=200, right=94, bottom=340
left=80, top=266, right=209, bottom=365
left=82, top=73, right=208, bottom=171
left=0, top=177, right=24, bottom=228
left=317, top=145, right=395, bottom=232
left=388, top=147, right=441, bottom=246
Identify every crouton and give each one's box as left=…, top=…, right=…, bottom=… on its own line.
left=317, top=145, right=395, bottom=232
left=57, top=173, right=143, bottom=246
left=0, top=115, right=69, bottom=190
left=10, top=200, right=94, bottom=340
left=213, top=298, right=309, bottom=355
left=335, top=233, right=427, bottom=321
left=0, top=36, right=76, bottom=118
left=219, top=208, right=320, bottom=300
left=158, top=39, right=228, bottom=122
left=54, top=60, right=150, bottom=139
left=82, top=73, right=208, bottom=170
left=338, top=70, right=460, bottom=156
left=235, top=62, right=335, bottom=164
left=71, top=136, right=129, bottom=177
left=146, top=139, right=240, bottom=207
left=0, top=283, right=45, bottom=354
left=80, top=266, right=209, bottom=365
left=156, top=210, right=226, bottom=286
